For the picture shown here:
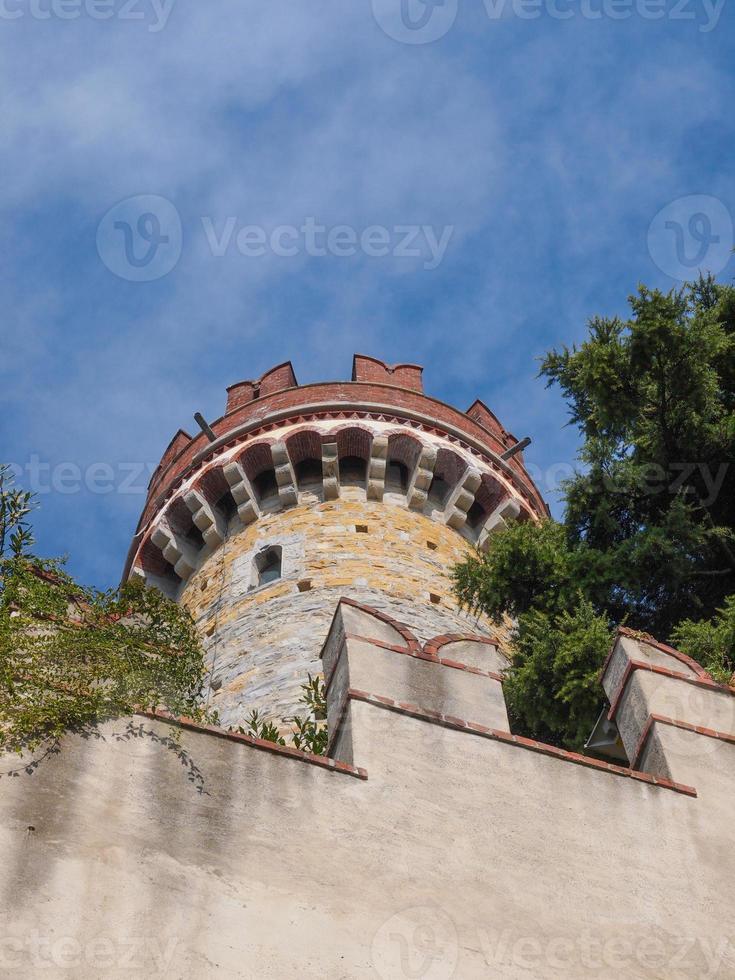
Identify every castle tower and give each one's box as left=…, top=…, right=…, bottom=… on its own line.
left=124, top=355, right=548, bottom=731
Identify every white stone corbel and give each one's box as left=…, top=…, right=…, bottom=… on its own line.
left=407, top=444, right=437, bottom=511
left=183, top=488, right=227, bottom=550
left=271, top=441, right=298, bottom=507
left=367, top=435, right=388, bottom=501
left=322, top=441, right=339, bottom=500
left=443, top=467, right=482, bottom=530
left=150, top=518, right=199, bottom=581
left=222, top=460, right=260, bottom=525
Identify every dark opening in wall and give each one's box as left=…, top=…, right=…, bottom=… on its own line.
left=427, top=540, right=438, bottom=551
left=355, top=524, right=369, bottom=534
left=466, top=500, right=487, bottom=530
left=385, top=460, right=409, bottom=493
left=429, top=593, right=441, bottom=604
left=297, top=579, right=312, bottom=592
left=215, top=490, right=238, bottom=521
left=253, top=468, right=279, bottom=504
left=340, top=455, right=367, bottom=487
left=185, top=524, right=206, bottom=550
left=295, top=458, right=323, bottom=489
left=255, top=546, right=282, bottom=586
left=427, top=474, right=451, bottom=509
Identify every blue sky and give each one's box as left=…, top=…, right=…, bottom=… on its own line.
left=1, top=0, right=733, bottom=589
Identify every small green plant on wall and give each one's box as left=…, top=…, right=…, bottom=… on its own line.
left=234, top=673, right=328, bottom=755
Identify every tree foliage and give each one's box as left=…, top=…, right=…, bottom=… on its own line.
left=454, top=276, right=735, bottom=748
left=0, top=557, right=214, bottom=754
left=671, top=595, right=735, bottom=685
left=0, top=464, right=36, bottom=559
left=542, top=276, right=735, bottom=635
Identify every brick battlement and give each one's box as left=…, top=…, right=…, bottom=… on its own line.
left=140, top=355, right=546, bottom=529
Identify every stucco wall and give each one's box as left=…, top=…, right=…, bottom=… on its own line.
left=0, top=704, right=732, bottom=979
left=1, top=611, right=733, bottom=979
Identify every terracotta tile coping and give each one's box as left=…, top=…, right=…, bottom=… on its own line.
left=135, top=709, right=368, bottom=780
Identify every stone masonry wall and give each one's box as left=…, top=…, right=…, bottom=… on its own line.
left=180, top=489, right=502, bottom=732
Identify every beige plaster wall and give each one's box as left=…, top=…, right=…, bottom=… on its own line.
left=0, top=697, right=732, bottom=980
left=1, top=612, right=733, bottom=979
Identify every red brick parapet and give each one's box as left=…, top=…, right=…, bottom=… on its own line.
left=225, top=362, right=299, bottom=413
left=137, top=363, right=548, bottom=532
left=352, top=355, right=424, bottom=392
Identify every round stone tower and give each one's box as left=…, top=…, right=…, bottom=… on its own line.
left=124, top=355, right=548, bottom=731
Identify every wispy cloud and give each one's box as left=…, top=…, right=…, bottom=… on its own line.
left=1, top=2, right=733, bottom=584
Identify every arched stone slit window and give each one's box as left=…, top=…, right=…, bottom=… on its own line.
left=255, top=546, right=282, bottom=586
